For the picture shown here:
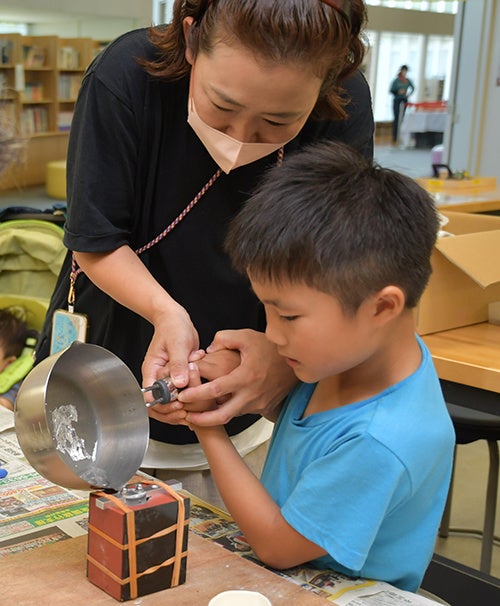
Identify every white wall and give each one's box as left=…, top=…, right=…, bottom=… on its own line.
left=31, top=18, right=150, bottom=41
left=7, top=0, right=152, bottom=20
left=446, top=0, right=500, bottom=179
left=3, top=0, right=153, bottom=41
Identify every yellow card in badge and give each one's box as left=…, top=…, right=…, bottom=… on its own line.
left=50, top=309, right=88, bottom=354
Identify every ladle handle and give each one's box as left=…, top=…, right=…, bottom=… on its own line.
left=142, top=377, right=179, bottom=407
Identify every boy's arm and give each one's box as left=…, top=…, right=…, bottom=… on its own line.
left=0, top=396, right=14, bottom=411
left=193, top=423, right=327, bottom=569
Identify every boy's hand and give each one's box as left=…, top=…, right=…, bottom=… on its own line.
left=148, top=361, right=218, bottom=424
left=177, top=329, right=297, bottom=426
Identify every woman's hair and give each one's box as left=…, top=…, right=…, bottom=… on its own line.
left=0, top=308, right=37, bottom=358
left=141, top=0, right=368, bottom=120
left=225, top=141, right=439, bottom=315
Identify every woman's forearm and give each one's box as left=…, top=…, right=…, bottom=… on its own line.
left=74, top=247, right=179, bottom=324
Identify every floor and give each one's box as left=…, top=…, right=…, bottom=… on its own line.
left=1, top=146, right=499, bottom=582
left=374, top=143, right=435, bottom=179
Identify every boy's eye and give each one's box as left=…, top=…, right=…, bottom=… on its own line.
left=280, top=315, right=299, bottom=322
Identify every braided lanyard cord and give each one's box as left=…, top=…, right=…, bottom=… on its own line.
left=69, top=147, right=284, bottom=307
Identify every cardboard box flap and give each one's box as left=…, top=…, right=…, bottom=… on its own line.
left=442, top=211, right=500, bottom=235
left=435, top=230, right=500, bottom=288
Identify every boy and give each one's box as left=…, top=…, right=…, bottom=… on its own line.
left=187, top=141, right=455, bottom=592
left=0, top=308, right=37, bottom=411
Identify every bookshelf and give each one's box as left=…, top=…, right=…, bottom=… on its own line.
left=0, top=33, right=100, bottom=190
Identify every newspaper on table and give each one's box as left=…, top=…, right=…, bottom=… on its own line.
left=0, top=409, right=88, bottom=558
left=1, top=406, right=442, bottom=605
left=187, top=493, right=444, bottom=606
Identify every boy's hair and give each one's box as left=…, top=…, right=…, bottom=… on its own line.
left=0, top=308, right=36, bottom=358
left=141, top=0, right=368, bottom=120
left=225, top=141, right=439, bottom=315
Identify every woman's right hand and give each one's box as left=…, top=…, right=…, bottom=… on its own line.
left=142, top=301, right=203, bottom=424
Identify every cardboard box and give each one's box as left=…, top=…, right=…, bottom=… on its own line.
left=87, top=480, right=189, bottom=602
left=416, top=211, right=500, bottom=335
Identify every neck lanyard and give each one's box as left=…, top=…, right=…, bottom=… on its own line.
left=68, top=147, right=284, bottom=310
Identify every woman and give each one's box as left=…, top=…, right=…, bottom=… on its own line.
left=390, top=64, right=415, bottom=144
left=36, top=0, right=373, bottom=504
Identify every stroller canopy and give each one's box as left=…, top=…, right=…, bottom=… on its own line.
left=0, top=218, right=66, bottom=313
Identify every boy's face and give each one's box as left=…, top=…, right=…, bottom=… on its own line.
left=251, top=278, right=379, bottom=384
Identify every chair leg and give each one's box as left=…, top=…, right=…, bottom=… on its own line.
left=480, top=440, right=499, bottom=574
left=439, top=446, right=457, bottom=538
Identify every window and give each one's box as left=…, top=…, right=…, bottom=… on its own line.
left=366, top=30, right=454, bottom=122
left=365, top=1, right=458, bottom=13
left=152, top=0, right=175, bottom=25
left=0, top=22, right=28, bottom=35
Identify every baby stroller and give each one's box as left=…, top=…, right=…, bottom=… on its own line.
left=0, top=211, right=66, bottom=393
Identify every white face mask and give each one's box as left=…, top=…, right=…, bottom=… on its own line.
left=187, top=98, right=293, bottom=174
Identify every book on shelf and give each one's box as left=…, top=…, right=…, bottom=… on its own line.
left=23, top=45, right=46, bottom=68
left=58, top=46, right=80, bottom=70
left=57, top=110, right=73, bottom=131
left=0, top=39, right=14, bottom=65
left=21, top=106, right=49, bottom=135
left=21, top=82, right=44, bottom=102
left=58, top=73, right=82, bottom=100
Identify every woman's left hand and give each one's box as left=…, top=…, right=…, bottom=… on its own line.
left=177, top=329, right=297, bottom=426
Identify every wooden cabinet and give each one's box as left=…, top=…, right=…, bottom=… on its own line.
left=0, top=34, right=100, bottom=190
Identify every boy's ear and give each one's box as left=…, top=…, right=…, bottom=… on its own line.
left=371, top=286, right=406, bottom=324
left=183, top=17, right=196, bottom=65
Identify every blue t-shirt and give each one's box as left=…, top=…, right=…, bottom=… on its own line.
left=261, top=336, right=455, bottom=592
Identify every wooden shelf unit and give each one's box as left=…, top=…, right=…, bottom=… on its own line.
left=0, top=33, right=99, bottom=190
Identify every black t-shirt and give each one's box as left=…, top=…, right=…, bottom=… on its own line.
left=36, top=28, right=374, bottom=444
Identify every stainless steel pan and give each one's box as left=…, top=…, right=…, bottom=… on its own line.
left=15, top=341, right=149, bottom=491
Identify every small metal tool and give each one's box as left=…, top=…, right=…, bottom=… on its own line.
left=142, top=377, right=179, bottom=407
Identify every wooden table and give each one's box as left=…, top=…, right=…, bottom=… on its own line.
left=3, top=532, right=328, bottom=606
left=432, top=188, right=500, bottom=214
left=422, top=322, right=500, bottom=413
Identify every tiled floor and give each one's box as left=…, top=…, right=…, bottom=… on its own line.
left=1, top=148, right=499, bottom=583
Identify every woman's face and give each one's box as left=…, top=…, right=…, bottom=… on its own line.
left=186, top=37, right=323, bottom=144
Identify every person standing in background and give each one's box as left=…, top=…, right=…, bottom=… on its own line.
left=390, top=65, right=415, bottom=145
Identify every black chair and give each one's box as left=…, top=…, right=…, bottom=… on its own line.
left=422, top=553, right=500, bottom=606
left=439, top=400, right=500, bottom=574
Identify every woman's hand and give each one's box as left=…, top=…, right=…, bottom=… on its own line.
left=148, top=359, right=219, bottom=425
left=142, top=302, right=203, bottom=425
left=178, top=329, right=298, bottom=426
left=142, top=301, right=201, bottom=389
left=148, top=348, right=240, bottom=424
